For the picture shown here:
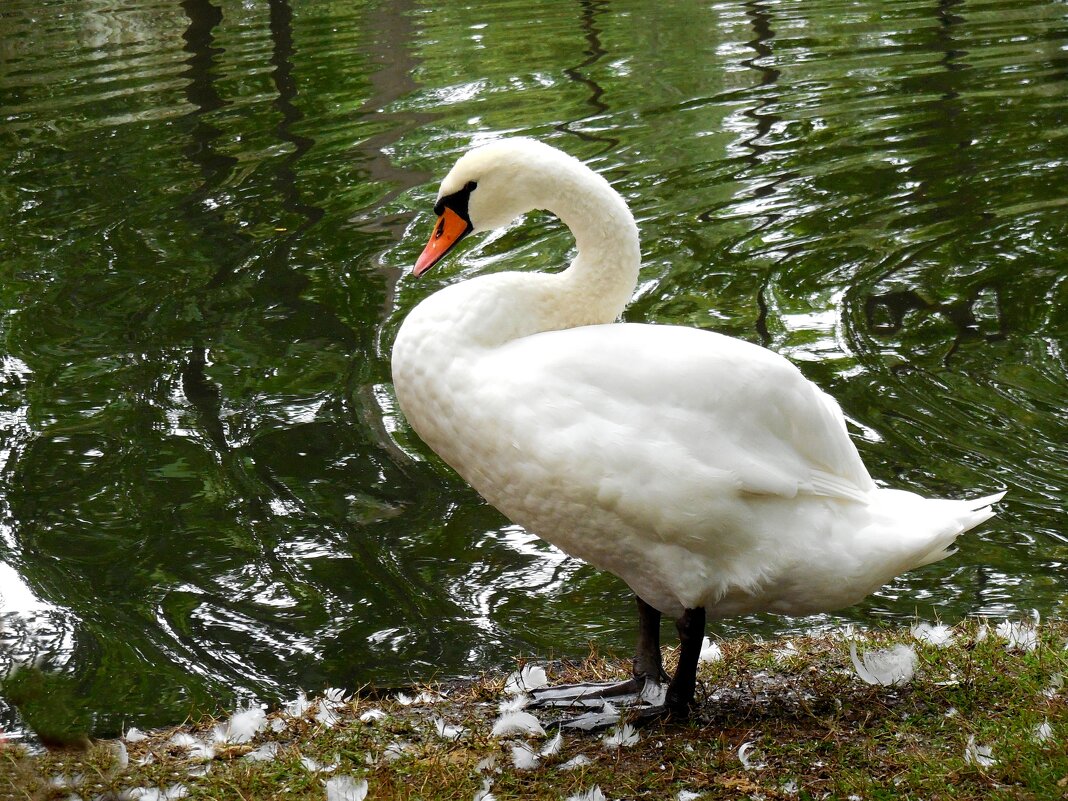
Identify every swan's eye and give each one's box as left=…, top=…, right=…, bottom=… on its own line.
left=432, top=180, right=478, bottom=224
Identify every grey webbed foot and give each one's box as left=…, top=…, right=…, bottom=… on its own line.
left=527, top=600, right=707, bottom=731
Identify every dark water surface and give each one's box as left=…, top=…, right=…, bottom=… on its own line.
left=1, top=0, right=1066, bottom=738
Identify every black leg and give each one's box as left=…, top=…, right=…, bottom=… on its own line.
left=633, top=596, right=670, bottom=683
left=664, top=607, right=706, bottom=716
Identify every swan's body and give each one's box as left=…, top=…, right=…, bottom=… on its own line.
left=392, top=138, right=1002, bottom=716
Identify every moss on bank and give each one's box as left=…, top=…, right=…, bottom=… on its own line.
left=2, top=619, right=1065, bottom=800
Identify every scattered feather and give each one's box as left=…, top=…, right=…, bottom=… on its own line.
left=382, top=741, right=412, bottom=762
left=431, top=717, right=464, bottom=741
left=269, top=718, right=286, bottom=733
left=505, top=664, right=549, bottom=694
left=49, top=773, right=82, bottom=789
left=774, top=641, right=800, bottom=662
left=1034, top=720, right=1053, bottom=743
left=738, top=741, right=765, bottom=770
left=473, top=777, right=496, bottom=801
left=849, top=642, right=916, bottom=686
left=911, top=623, right=955, bottom=647
left=511, top=742, right=540, bottom=770
left=168, top=733, right=214, bottom=761
left=300, top=755, right=339, bottom=773
left=325, top=776, right=367, bottom=801
left=678, top=791, right=703, bottom=801
left=698, top=637, right=722, bottom=664
left=1045, top=673, right=1064, bottom=699
left=316, top=703, right=342, bottom=729
left=315, top=690, right=349, bottom=729
left=498, top=694, right=530, bottom=713
left=782, top=779, right=799, bottom=795
left=215, top=707, right=267, bottom=744
left=834, top=623, right=858, bottom=640
left=396, top=690, right=443, bottom=706
left=964, top=735, right=996, bottom=767
left=126, top=785, right=188, bottom=800
left=975, top=623, right=989, bottom=642
left=491, top=711, right=545, bottom=737
left=323, top=687, right=350, bottom=704
left=245, top=743, right=279, bottom=762
left=565, top=786, right=607, bottom=801
left=558, top=754, right=593, bottom=770
left=639, top=681, right=667, bottom=706
left=541, top=731, right=563, bottom=756
left=124, top=727, right=147, bottom=743
left=359, top=708, right=387, bottom=723
left=285, top=692, right=312, bottom=718
left=602, top=723, right=639, bottom=748
left=996, top=620, right=1037, bottom=652
left=111, top=740, right=129, bottom=771
left=475, top=754, right=498, bottom=773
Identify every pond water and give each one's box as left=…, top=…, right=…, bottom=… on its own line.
left=1, top=0, right=1066, bottom=740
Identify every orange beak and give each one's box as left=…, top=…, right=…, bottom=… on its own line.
left=413, top=206, right=473, bottom=276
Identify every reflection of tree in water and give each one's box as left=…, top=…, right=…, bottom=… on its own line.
left=742, top=0, right=786, bottom=346
left=355, top=0, right=433, bottom=230
left=712, top=0, right=792, bottom=347
left=175, top=0, right=476, bottom=703
left=267, top=0, right=325, bottom=238
left=853, top=0, right=1005, bottom=368
left=176, top=0, right=273, bottom=503
left=864, top=287, right=1005, bottom=365
left=556, top=0, right=617, bottom=150
left=0, top=605, right=77, bottom=742
left=177, top=0, right=239, bottom=458
left=740, top=0, right=782, bottom=171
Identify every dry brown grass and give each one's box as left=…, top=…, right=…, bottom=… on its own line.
left=2, top=619, right=1066, bottom=800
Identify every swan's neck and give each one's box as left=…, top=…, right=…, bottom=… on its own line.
left=549, top=168, right=642, bottom=330
left=400, top=159, right=641, bottom=353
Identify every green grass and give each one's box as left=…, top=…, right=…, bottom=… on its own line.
left=2, top=619, right=1065, bottom=800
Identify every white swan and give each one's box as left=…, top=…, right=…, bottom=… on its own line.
left=391, top=138, right=1003, bottom=719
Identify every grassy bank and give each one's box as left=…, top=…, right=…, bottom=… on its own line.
left=2, top=619, right=1065, bottom=800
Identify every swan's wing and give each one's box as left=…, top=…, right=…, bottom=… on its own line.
left=474, top=322, right=875, bottom=507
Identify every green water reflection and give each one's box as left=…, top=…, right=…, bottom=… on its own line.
left=0, top=0, right=1065, bottom=738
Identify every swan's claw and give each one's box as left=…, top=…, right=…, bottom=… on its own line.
left=546, top=707, right=623, bottom=731
left=528, top=678, right=645, bottom=708
left=533, top=678, right=669, bottom=731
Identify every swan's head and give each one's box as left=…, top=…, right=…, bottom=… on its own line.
left=413, top=138, right=583, bottom=276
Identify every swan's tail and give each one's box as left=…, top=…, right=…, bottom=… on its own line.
left=913, top=490, right=1007, bottom=568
